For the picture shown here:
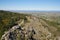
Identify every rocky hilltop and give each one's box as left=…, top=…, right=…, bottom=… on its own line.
left=1, top=15, right=60, bottom=40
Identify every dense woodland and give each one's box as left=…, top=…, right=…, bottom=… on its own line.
left=0, top=10, right=28, bottom=38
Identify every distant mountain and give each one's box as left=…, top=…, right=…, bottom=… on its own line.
left=8, top=10, right=60, bottom=13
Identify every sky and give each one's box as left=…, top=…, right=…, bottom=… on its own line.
left=0, top=0, right=60, bottom=11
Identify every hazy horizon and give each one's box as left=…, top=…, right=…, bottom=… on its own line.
left=0, top=0, right=60, bottom=11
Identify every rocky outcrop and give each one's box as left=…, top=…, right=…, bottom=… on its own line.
left=1, top=25, right=36, bottom=40
left=1, top=16, right=60, bottom=40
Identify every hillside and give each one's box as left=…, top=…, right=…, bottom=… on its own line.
left=0, top=11, right=60, bottom=40
left=0, top=10, right=29, bottom=39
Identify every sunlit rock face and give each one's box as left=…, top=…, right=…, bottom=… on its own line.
left=1, top=25, right=36, bottom=40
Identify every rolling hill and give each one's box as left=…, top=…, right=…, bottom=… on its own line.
left=0, top=10, right=60, bottom=40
